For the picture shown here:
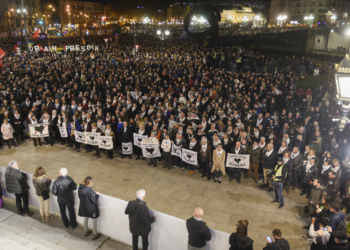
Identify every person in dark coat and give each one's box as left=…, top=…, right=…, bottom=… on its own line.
left=5, top=161, right=34, bottom=216
left=120, top=121, right=133, bottom=159
left=229, top=141, right=246, bottom=183
left=315, top=231, right=349, bottom=250
left=125, top=189, right=156, bottom=250
left=78, top=176, right=102, bottom=240
left=199, top=136, right=212, bottom=180
left=300, top=157, right=319, bottom=198
left=229, top=219, right=254, bottom=250
left=261, top=143, right=277, bottom=190
left=51, top=168, right=78, bottom=228
left=283, top=151, right=294, bottom=194
left=186, top=207, right=212, bottom=249
left=263, top=229, right=290, bottom=250
left=188, top=137, right=200, bottom=175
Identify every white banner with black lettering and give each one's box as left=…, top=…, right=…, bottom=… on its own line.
left=59, top=127, right=68, bottom=138
left=181, top=149, right=198, bottom=165
left=141, top=143, right=161, bottom=158
left=171, top=143, right=182, bottom=157
left=122, top=142, right=133, bottom=154
left=74, top=131, right=86, bottom=143
left=226, top=154, right=250, bottom=169
left=29, top=124, right=49, bottom=138
left=85, top=132, right=100, bottom=146
left=98, top=136, right=113, bottom=150
left=133, top=133, right=148, bottom=148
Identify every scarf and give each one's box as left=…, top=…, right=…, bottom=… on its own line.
left=278, top=146, right=286, bottom=154
left=253, top=145, right=259, bottom=150
left=43, top=118, right=49, bottom=124
left=213, top=138, right=221, bottom=147
left=190, top=141, right=197, bottom=149
left=25, top=101, right=30, bottom=106
left=148, top=109, right=154, bottom=115
left=163, top=139, right=170, bottom=145
left=202, top=143, right=207, bottom=151
left=138, top=129, right=145, bottom=135
left=176, top=138, right=181, bottom=144
left=332, top=165, right=340, bottom=173
left=31, top=119, right=37, bottom=125
left=216, top=149, right=223, bottom=157
left=14, top=114, right=20, bottom=119
left=322, top=164, right=331, bottom=173
left=283, top=157, right=290, bottom=164
left=201, top=121, right=207, bottom=128
left=256, top=118, right=263, bottom=126
left=306, top=162, right=313, bottom=172
left=224, top=138, right=228, bottom=145
left=259, top=142, right=266, bottom=148
left=105, top=129, right=111, bottom=136
left=291, top=151, right=300, bottom=159
left=92, top=128, right=97, bottom=132
left=265, top=149, right=273, bottom=157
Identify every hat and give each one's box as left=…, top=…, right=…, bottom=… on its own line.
left=277, top=157, right=283, bottom=162
left=333, top=231, right=347, bottom=240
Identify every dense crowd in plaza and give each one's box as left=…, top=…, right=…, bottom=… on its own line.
left=0, top=33, right=349, bottom=250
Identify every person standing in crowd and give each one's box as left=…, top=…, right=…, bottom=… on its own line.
left=186, top=207, right=212, bottom=250
left=229, top=141, right=245, bottom=183
left=125, top=189, right=156, bottom=250
left=199, top=136, right=212, bottom=180
left=1, top=119, right=18, bottom=148
left=212, top=144, right=226, bottom=184
left=135, top=124, right=146, bottom=160
left=283, top=151, right=293, bottom=194
left=12, top=109, right=23, bottom=144
left=28, top=115, right=42, bottom=147
left=247, top=140, right=261, bottom=183
left=173, top=132, right=187, bottom=170
left=261, top=143, right=277, bottom=190
left=188, top=137, right=200, bottom=175
left=120, top=121, right=133, bottom=159
left=91, top=123, right=102, bottom=158
left=33, top=166, right=52, bottom=223
left=229, top=219, right=254, bottom=250
left=52, top=168, right=78, bottom=229
left=315, top=230, right=348, bottom=250
left=263, top=229, right=290, bottom=250
left=78, top=176, right=102, bottom=240
left=142, top=132, right=159, bottom=167
left=68, top=118, right=82, bottom=152
left=5, top=161, right=33, bottom=216
left=271, top=157, right=287, bottom=209
left=291, top=146, right=303, bottom=190
left=301, top=158, right=319, bottom=198
left=161, top=133, right=172, bottom=169
left=104, top=123, right=115, bottom=159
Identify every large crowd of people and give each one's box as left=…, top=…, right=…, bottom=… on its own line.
left=0, top=33, right=349, bottom=249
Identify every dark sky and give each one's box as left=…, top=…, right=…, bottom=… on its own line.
left=110, top=0, right=175, bottom=15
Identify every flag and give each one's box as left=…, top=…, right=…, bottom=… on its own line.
left=0, top=48, right=6, bottom=59
left=32, top=29, right=39, bottom=39
left=28, top=41, right=34, bottom=47
left=14, top=44, right=19, bottom=51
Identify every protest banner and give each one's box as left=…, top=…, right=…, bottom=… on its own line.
left=59, top=127, right=68, bottom=138
left=29, top=124, right=48, bottom=138
left=141, top=143, right=161, bottom=158
left=122, top=142, right=133, bottom=154
left=74, top=131, right=86, bottom=143
left=181, top=149, right=198, bottom=165
left=171, top=143, right=182, bottom=157
left=133, top=133, right=148, bottom=148
left=98, top=136, right=113, bottom=150
left=85, top=132, right=100, bottom=146
left=226, top=154, right=250, bottom=169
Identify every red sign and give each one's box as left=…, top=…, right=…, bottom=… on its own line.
left=33, top=29, right=40, bottom=39
left=0, top=48, right=6, bottom=59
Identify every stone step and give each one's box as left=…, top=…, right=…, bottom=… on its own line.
left=0, top=222, right=66, bottom=250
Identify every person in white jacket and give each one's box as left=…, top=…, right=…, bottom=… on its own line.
left=307, top=217, right=330, bottom=249
left=161, top=134, right=172, bottom=169
left=141, top=132, right=159, bottom=167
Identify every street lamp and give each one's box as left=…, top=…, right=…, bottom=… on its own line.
left=254, top=15, right=260, bottom=27
left=331, top=15, right=337, bottom=24
left=304, top=15, right=314, bottom=27
left=277, top=15, right=287, bottom=26
left=242, top=15, right=249, bottom=27
left=156, top=29, right=170, bottom=40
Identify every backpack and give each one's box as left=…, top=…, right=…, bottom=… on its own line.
left=334, top=215, right=347, bottom=232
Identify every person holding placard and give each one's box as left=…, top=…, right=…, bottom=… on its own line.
left=104, top=124, right=115, bottom=159
left=68, top=118, right=82, bottom=152
left=120, top=121, right=133, bottom=159
left=135, top=125, right=146, bottom=160
left=81, top=120, right=92, bottom=152
left=91, top=123, right=102, bottom=158
left=142, top=132, right=159, bottom=167
left=229, top=141, right=245, bottom=184
left=28, top=115, right=42, bottom=147
left=188, top=137, right=200, bottom=175
left=212, top=144, right=226, bottom=184
left=199, top=136, right=212, bottom=180
left=161, top=133, right=172, bottom=169
left=173, top=133, right=187, bottom=170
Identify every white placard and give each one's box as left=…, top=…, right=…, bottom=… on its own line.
left=122, top=142, right=133, bottom=154
left=98, top=136, right=113, bottom=150
left=192, top=122, right=198, bottom=131
left=171, top=143, right=182, bottom=157
left=168, top=120, right=177, bottom=132
left=29, top=124, right=49, bottom=138
left=133, top=133, right=148, bottom=148
left=59, top=127, right=68, bottom=138
left=226, top=154, right=250, bottom=169
left=97, top=124, right=106, bottom=132
left=74, top=131, right=86, bottom=143
left=85, top=132, right=100, bottom=146
left=141, top=143, right=161, bottom=158
left=130, top=91, right=142, bottom=100
left=181, top=148, right=198, bottom=165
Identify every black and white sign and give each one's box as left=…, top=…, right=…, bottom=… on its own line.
left=97, top=125, right=106, bottom=132
left=141, top=143, right=161, bottom=158
left=122, top=142, right=133, bottom=154
left=75, top=131, right=86, bottom=143
left=86, top=132, right=100, bottom=146
left=29, top=124, right=49, bottom=138
left=226, top=154, right=250, bottom=169
left=171, top=143, right=182, bottom=157
left=98, top=136, right=113, bottom=150
left=133, top=133, right=148, bottom=148
left=168, top=120, right=177, bottom=132
left=130, top=91, right=142, bottom=100
left=59, top=127, right=68, bottom=138
left=181, top=149, right=198, bottom=165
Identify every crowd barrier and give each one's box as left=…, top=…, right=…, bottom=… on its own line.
left=0, top=166, right=231, bottom=249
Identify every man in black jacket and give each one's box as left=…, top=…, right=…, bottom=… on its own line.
left=52, top=168, right=78, bottom=228
left=263, top=229, right=290, bottom=250
left=316, top=230, right=348, bottom=250
left=5, top=161, right=34, bottom=216
left=186, top=207, right=212, bottom=250
left=261, top=143, right=277, bottom=191
left=125, top=189, right=156, bottom=250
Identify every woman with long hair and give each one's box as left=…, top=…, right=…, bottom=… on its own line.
left=78, top=176, right=102, bottom=240
left=33, top=167, right=52, bottom=222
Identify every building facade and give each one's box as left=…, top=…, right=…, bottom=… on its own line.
left=220, top=6, right=263, bottom=25
left=269, top=0, right=349, bottom=25
left=166, top=2, right=193, bottom=24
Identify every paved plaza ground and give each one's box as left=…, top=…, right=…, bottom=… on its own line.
left=1, top=140, right=313, bottom=249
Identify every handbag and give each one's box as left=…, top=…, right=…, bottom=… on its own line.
left=38, top=181, right=50, bottom=200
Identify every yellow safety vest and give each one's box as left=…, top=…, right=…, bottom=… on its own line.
left=274, top=164, right=286, bottom=182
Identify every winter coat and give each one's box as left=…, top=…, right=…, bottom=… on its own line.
left=120, top=126, right=133, bottom=142
left=33, top=175, right=52, bottom=197
left=263, top=238, right=290, bottom=250
left=5, top=167, right=29, bottom=194
left=1, top=123, right=14, bottom=140
left=284, top=159, right=293, bottom=181
left=262, top=150, right=277, bottom=170
left=292, top=153, right=303, bottom=171
left=301, top=164, right=319, bottom=184
left=212, top=149, right=226, bottom=175
left=308, top=187, right=323, bottom=214
left=125, top=199, right=155, bottom=236
left=186, top=217, right=212, bottom=248
left=247, top=146, right=261, bottom=164
left=78, top=184, right=99, bottom=218
left=229, top=232, right=254, bottom=250
left=51, top=175, right=77, bottom=204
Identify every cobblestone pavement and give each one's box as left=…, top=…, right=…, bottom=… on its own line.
left=0, top=140, right=312, bottom=250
